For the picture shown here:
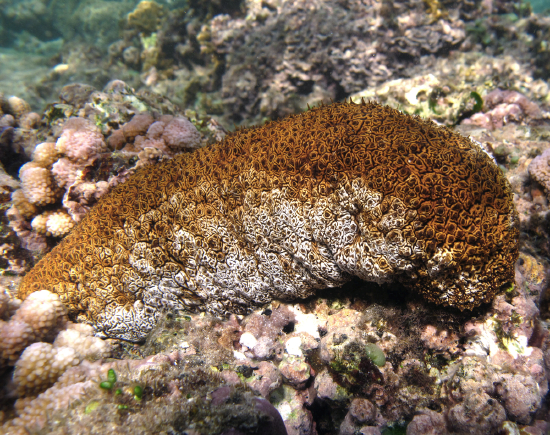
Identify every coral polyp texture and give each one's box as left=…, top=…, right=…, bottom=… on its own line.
left=18, top=101, right=519, bottom=341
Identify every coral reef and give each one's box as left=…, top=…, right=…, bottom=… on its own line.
left=2, top=241, right=549, bottom=434
left=5, top=82, right=224, bottom=259
left=0, top=289, right=288, bottom=435
left=1, top=35, right=549, bottom=430
left=201, top=0, right=469, bottom=124
left=351, top=52, right=550, bottom=127
left=19, top=101, right=519, bottom=341
left=2, top=0, right=550, bottom=134
left=134, top=0, right=546, bottom=126
left=125, top=264, right=546, bottom=435
left=1, top=0, right=550, bottom=432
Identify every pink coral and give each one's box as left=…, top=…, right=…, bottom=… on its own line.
left=161, top=116, right=201, bottom=150
left=55, top=118, right=107, bottom=163
left=406, top=409, right=446, bottom=435
left=146, top=120, right=166, bottom=139
left=51, top=158, right=80, bottom=189
left=462, top=89, right=543, bottom=130
left=529, top=148, right=550, bottom=200
left=107, top=114, right=202, bottom=157
left=19, top=163, right=61, bottom=206
left=420, top=324, right=460, bottom=359
left=122, top=113, right=154, bottom=141
left=0, top=291, right=69, bottom=368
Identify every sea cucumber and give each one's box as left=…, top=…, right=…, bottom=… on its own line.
left=18, top=101, right=520, bottom=341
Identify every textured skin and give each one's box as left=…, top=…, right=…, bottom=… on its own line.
left=18, top=101, right=519, bottom=341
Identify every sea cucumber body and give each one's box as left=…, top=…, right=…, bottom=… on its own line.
left=18, top=102, right=519, bottom=341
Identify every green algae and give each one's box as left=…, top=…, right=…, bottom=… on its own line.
left=365, top=343, right=386, bottom=367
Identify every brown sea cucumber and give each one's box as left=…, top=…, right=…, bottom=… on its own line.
left=18, top=101, right=520, bottom=341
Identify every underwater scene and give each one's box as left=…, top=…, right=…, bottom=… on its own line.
left=1, top=0, right=550, bottom=434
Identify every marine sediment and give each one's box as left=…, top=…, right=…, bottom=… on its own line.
left=18, top=101, right=520, bottom=341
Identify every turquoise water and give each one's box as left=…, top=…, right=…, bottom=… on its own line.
left=530, top=0, right=550, bottom=13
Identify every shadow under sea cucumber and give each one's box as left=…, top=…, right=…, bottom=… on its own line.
left=18, top=101, right=520, bottom=342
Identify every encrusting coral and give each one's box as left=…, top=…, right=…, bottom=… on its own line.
left=18, top=101, right=519, bottom=341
